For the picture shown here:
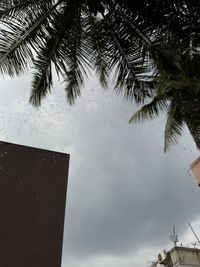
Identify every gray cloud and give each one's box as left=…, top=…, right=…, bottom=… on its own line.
left=0, top=74, right=199, bottom=267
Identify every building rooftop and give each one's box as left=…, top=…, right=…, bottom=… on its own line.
left=150, top=246, right=200, bottom=267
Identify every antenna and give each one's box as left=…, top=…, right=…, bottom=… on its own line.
left=170, top=226, right=178, bottom=247
left=188, top=223, right=200, bottom=244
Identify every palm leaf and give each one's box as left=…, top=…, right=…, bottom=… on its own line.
left=0, top=0, right=51, bottom=20
left=64, top=9, right=91, bottom=105
left=164, top=103, right=184, bottom=152
left=84, top=13, right=110, bottom=87
left=30, top=0, right=82, bottom=106
left=0, top=0, right=200, bottom=110
left=29, top=37, right=53, bottom=106
left=102, top=12, right=152, bottom=103
left=0, top=0, right=63, bottom=76
left=129, top=97, right=168, bottom=123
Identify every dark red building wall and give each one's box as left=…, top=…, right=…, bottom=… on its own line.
left=0, top=141, right=69, bottom=267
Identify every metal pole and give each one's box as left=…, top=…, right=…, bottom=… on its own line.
left=188, top=223, right=200, bottom=244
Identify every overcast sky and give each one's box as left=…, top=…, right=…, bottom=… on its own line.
left=0, top=73, right=200, bottom=267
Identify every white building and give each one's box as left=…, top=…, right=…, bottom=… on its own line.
left=150, top=247, right=200, bottom=267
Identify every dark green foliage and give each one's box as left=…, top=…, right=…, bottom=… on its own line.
left=0, top=0, right=198, bottom=105
left=130, top=50, right=200, bottom=151
left=1, top=1, right=200, bottom=150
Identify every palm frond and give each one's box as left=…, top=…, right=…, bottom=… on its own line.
left=64, top=9, right=91, bottom=105
left=164, top=103, right=184, bottom=152
left=84, top=13, right=110, bottom=87
left=30, top=1, right=83, bottom=106
left=29, top=37, right=53, bottom=106
left=109, top=6, right=153, bottom=47
left=102, top=12, right=153, bottom=103
left=129, top=97, right=168, bottom=123
left=0, top=0, right=63, bottom=76
left=1, top=0, right=200, bottom=113
left=0, top=0, right=52, bottom=20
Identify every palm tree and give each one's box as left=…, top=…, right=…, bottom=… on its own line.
left=0, top=0, right=198, bottom=105
left=129, top=47, right=200, bottom=151
left=0, top=1, right=200, bottom=150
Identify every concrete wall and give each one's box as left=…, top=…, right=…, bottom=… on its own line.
left=169, top=247, right=200, bottom=266
left=150, top=247, right=200, bottom=267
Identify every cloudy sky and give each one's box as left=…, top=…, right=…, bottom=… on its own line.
left=0, top=72, right=200, bottom=267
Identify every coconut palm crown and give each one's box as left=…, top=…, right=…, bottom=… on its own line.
left=129, top=47, right=200, bottom=151
left=0, top=0, right=198, bottom=105
left=1, top=1, right=200, bottom=150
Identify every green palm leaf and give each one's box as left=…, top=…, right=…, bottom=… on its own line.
left=64, top=8, right=91, bottom=105
left=0, top=0, right=63, bottom=76
left=0, top=0, right=200, bottom=110
left=164, top=102, right=184, bottom=152
left=129, top=97, right=168, bottom=123
left=30, top=1, right=86, bottom=105
left=84, top=13, right=110, bottom=87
